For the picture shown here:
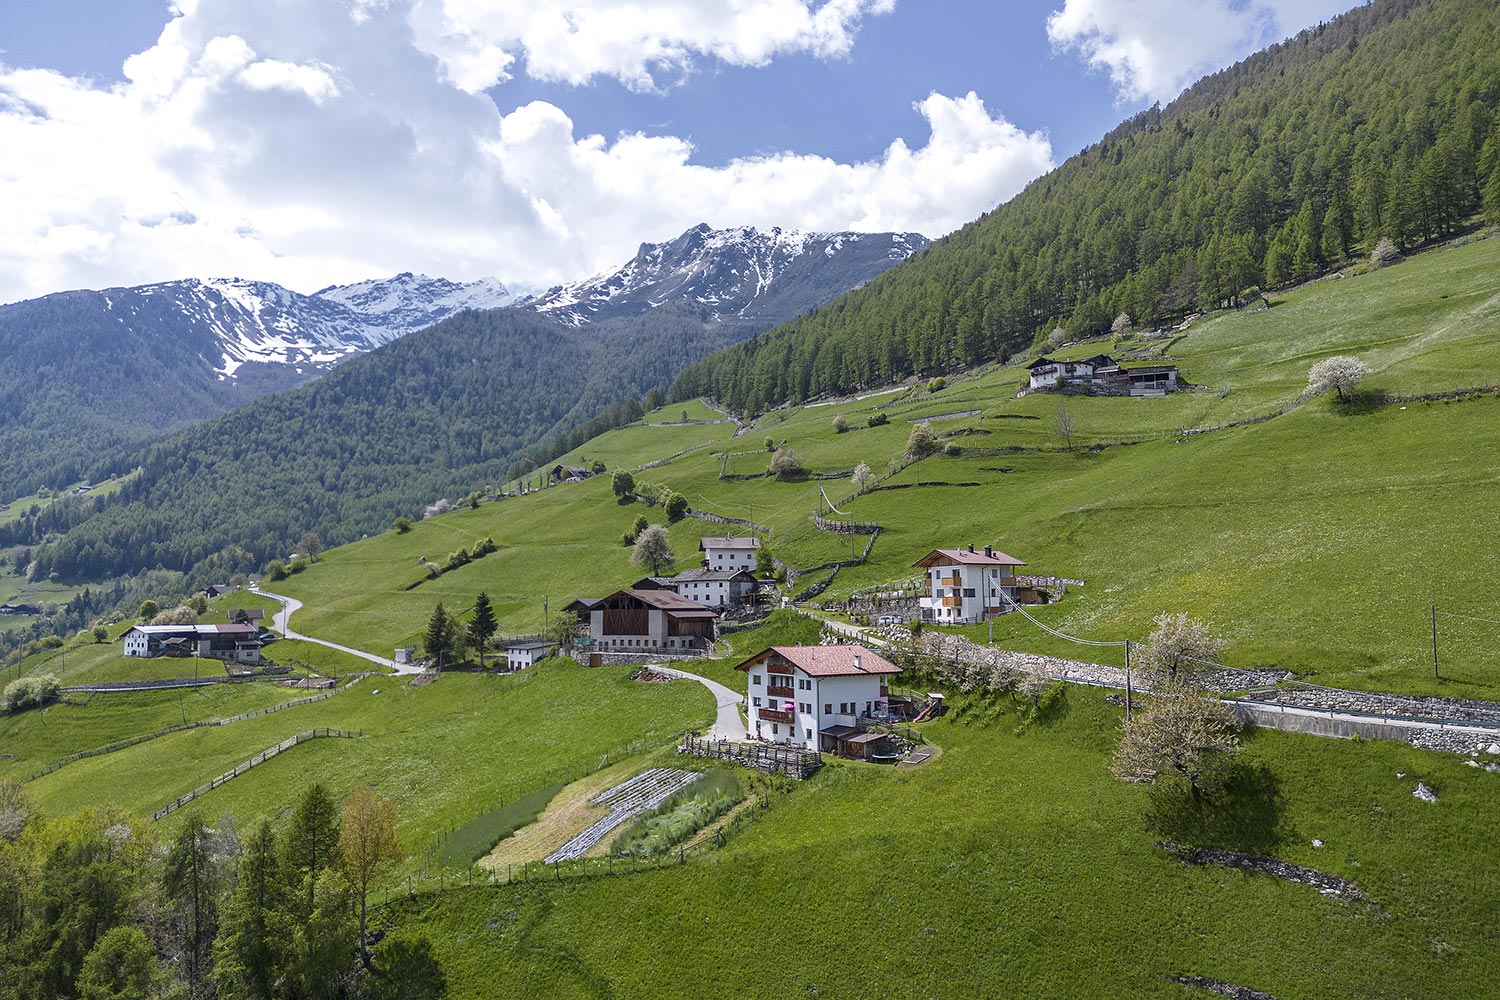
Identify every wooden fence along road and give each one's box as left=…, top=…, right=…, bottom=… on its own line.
left=152, top=728, right=360, bottom=821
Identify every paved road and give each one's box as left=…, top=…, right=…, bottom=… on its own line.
left=651, top=665, right=746, bottom=741
left=249, top=585, right=411, bottom=675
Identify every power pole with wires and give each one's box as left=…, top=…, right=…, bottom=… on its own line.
left=1432, top=604, right=1439, bottom=680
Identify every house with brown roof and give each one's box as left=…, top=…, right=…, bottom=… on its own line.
left=699, top=536, right=760, bottom=572
left=735, top=644, right=901, bottom=752
left=1028, top=353, right=1178, bottom=396
left=564, top=588, right=717, bottom=653
left=633, top=568, right=757, bottom=609
left=122, top=624, right=263, bottom=664
left=915, top=545, right=1026, bottom=624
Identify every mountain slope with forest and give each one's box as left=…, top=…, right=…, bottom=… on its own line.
left=670, top=0, right=1500, bottom=413
left=0, top=273, right=515, bottom=498
left=9, top=226, right=923, bottom=591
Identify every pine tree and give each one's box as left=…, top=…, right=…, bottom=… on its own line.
left=466, top=592, right=497, bottom=669
left=424, top=603, right=452, bottom=668
left=215, top=820, right=292, bottom=1000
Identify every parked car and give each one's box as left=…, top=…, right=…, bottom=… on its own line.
left=877, top=615, right=901, bottom=626
left=257, top=632, right=278, bottom=642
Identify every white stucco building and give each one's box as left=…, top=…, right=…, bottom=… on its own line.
left=737, top=644, right=902, bottom=752
left=915, top=546, right=1026, bottom=625
left=502, top=639, right=558, bottom=671
left=699, top=536, right=760, bottom=572
left=122, top=624, right=263, bottom=664
left=636, top=569, right=756, bottom=609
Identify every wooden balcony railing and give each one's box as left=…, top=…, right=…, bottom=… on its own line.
left=758, top=708, right=793, bottom=724
left=767, top=685, right=795, bottom=699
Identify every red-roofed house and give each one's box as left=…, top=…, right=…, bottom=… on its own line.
left=735, top=644, right=901, bottom=751
left=914, top=545, right=1026, bottom=624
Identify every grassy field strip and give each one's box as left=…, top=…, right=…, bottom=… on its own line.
left=153, top=726, right=361, bottom=820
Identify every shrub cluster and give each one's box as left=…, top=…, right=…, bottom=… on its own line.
left=3, top=673, right=60, bottom=713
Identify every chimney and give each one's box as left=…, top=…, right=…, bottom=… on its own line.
left=854, top=653, right=862, bottom=670
left=985, top=545, right=993, bottom=558
left=968, top=543, right=975, bottom=553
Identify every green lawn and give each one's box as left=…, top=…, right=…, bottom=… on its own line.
left=385, top=685, right=1500, bottom=999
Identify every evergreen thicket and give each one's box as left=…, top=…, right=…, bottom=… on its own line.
left=670, top=0, right=1500, bottom=414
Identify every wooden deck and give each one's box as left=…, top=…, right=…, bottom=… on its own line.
left=679, top=733, right=822, bottom=780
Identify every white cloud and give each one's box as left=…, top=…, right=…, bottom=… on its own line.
left=0, top=0, right=1053, bottom=304
left=1047, top=0, right=1358, bottom=103
left=409, top=0, right=896, bottom=93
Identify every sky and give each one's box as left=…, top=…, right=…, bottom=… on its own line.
left=0, top=0, right=1360, bottom=304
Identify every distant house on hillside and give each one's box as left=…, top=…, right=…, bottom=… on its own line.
left=201, top=584, right=232, bottom=599
left=700, top=536, right=760, bottom=572
left=634, top=568, right=757, bottom=609
left=1028, top=354, right=1178, bottom=396
left=564, top=589, right=717, bottom=653
left=122, top=624, right=262, bottom=664
left=914, top=545, right=1026, bottom=624
left=736, top=644, right=901, bottom=752
left=227, top=608, right=265, bottom=625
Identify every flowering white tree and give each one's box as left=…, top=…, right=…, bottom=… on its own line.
left=1307, top=355, right=1371, bottom=403
left=850, top=462, right=872, bottom=492
left=1139, top=611, right=1226, bottom=688
left=1113, top=687, right=1241, bottom=799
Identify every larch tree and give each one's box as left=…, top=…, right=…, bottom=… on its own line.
left=334, top=785, right=403, bottom=968
left=161, top=811, right=231, bottom=998
left=214, top=820, right=291, bottom=1000
left=1052, top=404, right=1077, bottom=450
left=283, top=783, right=340, bottom=920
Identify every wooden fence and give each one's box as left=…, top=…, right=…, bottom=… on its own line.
left=27, top=674, right=372, bottom=782
left=679, top=733, right=822, bottom=779
left=152, top=727, right=361, bottom=820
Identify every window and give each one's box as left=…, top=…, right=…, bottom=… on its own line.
left=824, top=703, right=832, bottom=714
left=963, top=588, right=976, bottom=597
left=753, top=697, right=761, bottom=707
left=805, top=729, right=812, bottom=740
left=752, top=674, right=761, bottom=685
left=772, top=724, right=779, bottom=735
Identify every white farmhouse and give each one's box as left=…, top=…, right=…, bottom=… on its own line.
left=699, top=535, right=760, bottom=572
left=122, top=624, right=263, bottom=664
left=502, top=639, right=558, bottom=671
left=915, top=545, right=1025, bottom=625
left=736, top=644, right=901, bottom=752
left=636, top=569, right=757, bottom=609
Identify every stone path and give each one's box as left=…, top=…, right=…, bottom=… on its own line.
left=649, top=665, right=746, bottom=741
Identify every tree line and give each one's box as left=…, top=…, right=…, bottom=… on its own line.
left=669, top=0, right=1500, bottom=415
left=0, top=779, right=435, bottom=1000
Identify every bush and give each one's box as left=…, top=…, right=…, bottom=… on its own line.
left=611, top=470, right=636, bottom=499
left=832, top=414, right=848, bottom=433
left=150, top=605, right=198, bottom=626
left=264, top=559, right=288, bottom=582
left=3, top=674, right=59, bottom=713
left=393, top=516, right=413, bottom=534
left=768, top=448, right=807, bottom=480
left=927, top=377, right=946, bottom=393
left=867, top=412, right=889, bottom=428
left=943, top=442, right=961, bottom=456
left=665, top=491, right=689, bottom=521
left=764, top=437, right=775, bottom=452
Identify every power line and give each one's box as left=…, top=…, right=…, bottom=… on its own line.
left=996, top=588, right=1127, bottom=648
left=1434, top=609, right=1500, bottom=627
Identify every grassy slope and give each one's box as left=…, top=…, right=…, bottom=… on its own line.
left=276, top=236, right=1500, bottom=697
left=27, top=663, right=710, bottom=864
left=390, top=687, right=1500, bottom=1000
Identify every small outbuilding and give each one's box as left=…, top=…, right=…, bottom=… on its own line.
left=503, top=639, right=559, bottom=671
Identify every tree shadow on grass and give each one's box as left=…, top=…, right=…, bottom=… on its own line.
left=1144, top=763, right=1292, bottom=854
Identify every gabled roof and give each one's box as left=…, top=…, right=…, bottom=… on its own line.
left=669, top=568, right=756, bottom=583
left=913, top=547, right=1025, bottom=568
left=623, top=588, right=717, bottom=615
left=504, top=640, right=558, bottom=650
left=127, top=623, right=259, bottom=636
left=1028, top=356, right=1058, bottom=370
left=1081, top=354, right=1116, bottom=367
left=1125, top=364, right=1179, bottom=376
left=699, top=536, right=760, bottom=551
left=734, top=644, right=901, bottom=677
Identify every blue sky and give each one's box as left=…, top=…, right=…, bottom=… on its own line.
left=0, top=0, right=1357, bottom=302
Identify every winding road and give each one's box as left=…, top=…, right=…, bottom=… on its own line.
left=248, top=584, right=413, bottom=675
left=650, top=665, right=747, bottom=741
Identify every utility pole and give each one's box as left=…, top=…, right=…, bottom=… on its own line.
left=1432, top=605, right=1439, bottom=680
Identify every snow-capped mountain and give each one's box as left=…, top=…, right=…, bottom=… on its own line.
left=529, top=224, right=928, bottom=328
left=0, top=272, right=514, bottom=496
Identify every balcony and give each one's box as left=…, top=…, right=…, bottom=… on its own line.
left=939, top=576, right=961, bottom=588
left=767, top=685, right=795, bottom=699
left=759, top=708, right=793, bottom=724
left=941, top=596, right=963, bottom=608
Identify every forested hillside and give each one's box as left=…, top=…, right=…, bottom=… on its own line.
left=670, top=0, right=1500, bottom=413
left=12, top=307, right=743, bottom=584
